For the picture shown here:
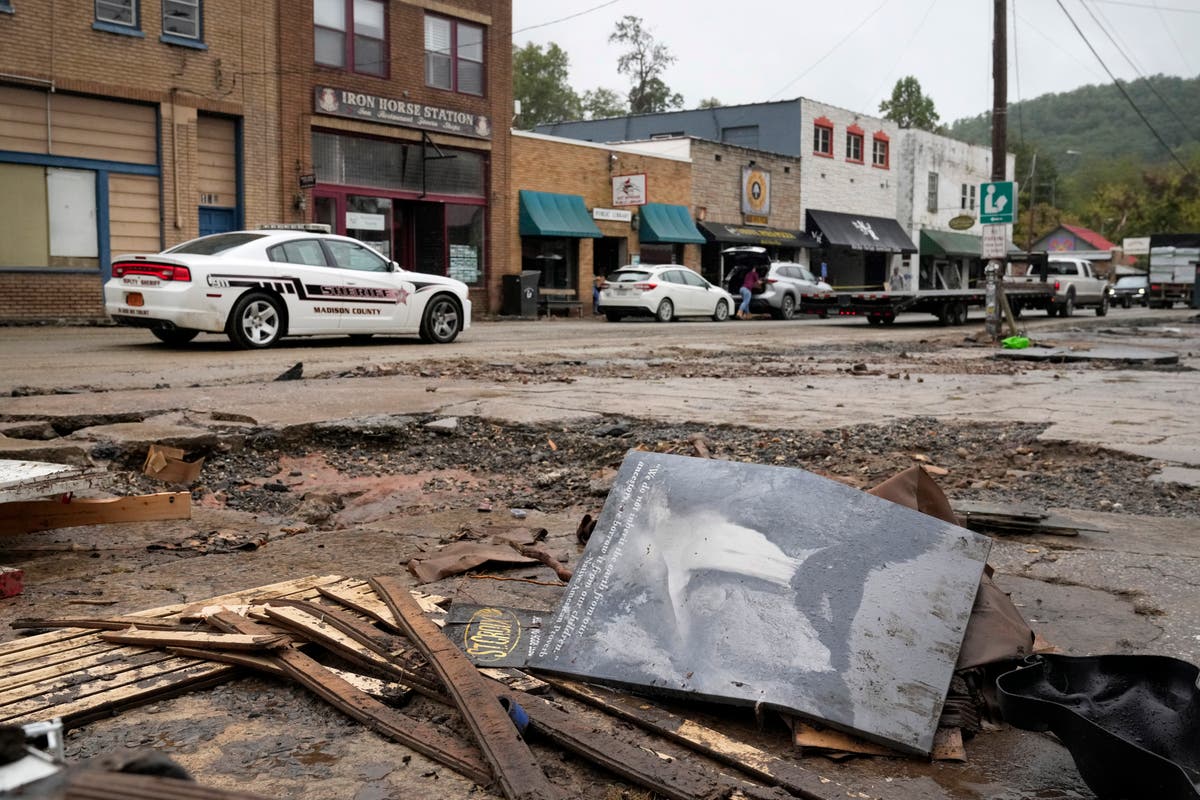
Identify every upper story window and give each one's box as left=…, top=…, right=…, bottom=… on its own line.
left=872, top=133, right=889, bottom=169
left=0, top=1, right=13, bottom=14
left=813, top=117, right=833, bottom=157
left=96, top=0, right=137, bottom=28
left=315, top=0, right=387, bottom=77
left=425, top=15, right=484, bottom=95
left=927, top=172, right=939, bottom=213
left=163, top=0, right=201, bottom=41
left=845, top=125, right=864, bottom=163
left=960, top=183, right=976, bottom=211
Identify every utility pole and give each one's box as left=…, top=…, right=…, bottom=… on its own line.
left=985, top=0, right=1008, bottom=341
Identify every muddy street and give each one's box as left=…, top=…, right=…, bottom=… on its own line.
left=2, top=311, right=1199, bottom=800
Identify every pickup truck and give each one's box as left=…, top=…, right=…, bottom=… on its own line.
left=1009, top=256, right=1109, bottom=317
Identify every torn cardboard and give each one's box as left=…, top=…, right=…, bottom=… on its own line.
left=142, top=445, right=205, bottom=485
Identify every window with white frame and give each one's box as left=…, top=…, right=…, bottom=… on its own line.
left=872, top=137, right=888, bottom=168
left=163, top=0, right=200, bottom=39
left=960, top=183, right=977, bottom=211
left=96, top=0, right=136, bottom=27
left=425, top=15, right=484, bottom=95
left=927, top=172, right=939, bottom=213
left=845, top=130, right=863, bottom=162
left=314, top=0, right=386, bottom=76
left=813, top=122, right=832, bottom=156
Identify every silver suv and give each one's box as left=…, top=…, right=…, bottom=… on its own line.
left=723, top=247, right=832, bottom=320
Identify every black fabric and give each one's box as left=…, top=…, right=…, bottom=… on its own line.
left=806, top=209, right=918, bottom=254
left=998, top=654, right=1200, bottom=799
left=1151, top=233, right=1200, bottom=249
left=697, top=221, right=820, bottom=248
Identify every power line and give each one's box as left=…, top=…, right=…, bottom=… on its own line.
left=864, top=0, right=940, bottom=113
left=1055, top=0, right=1192, bottom=175
left=1090, top=0, right=1200, bottom=12
left=1153, top=0, right=1194, bottom=73
left=1013, top=0, right=1025, bottom=145
left=768, top=0, right=895, bottom=100
left=512, top=1, right=622, bottom=36
left=1079, top=0, right=1199, bottom=143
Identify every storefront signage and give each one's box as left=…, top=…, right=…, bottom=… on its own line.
left=346, top=212, right=386, bottom=231
left=948, top=214, right=975, bottom=231
left=298, top=174, right=317, bottom=189
left=744, top=214, right=769, bottom=226
left=742, top=167, right=771, bottom=217
left=314, top=86, right=492, bottom=140
left=1122, top=236, right=1150, bottom=255
left=449, top=244, right=480, bottom=283
left=982, top=224, right=1008, bottom=259
left=593, top=207, right=633, bottom=222
left=612, top=174, right=647, bottom=207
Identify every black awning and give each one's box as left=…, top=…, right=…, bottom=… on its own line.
left=1150, top=233, right=1200, bottom=249
left=697, top=221, right=820, bottom=249
left=806, top=209, right=917, bottom=254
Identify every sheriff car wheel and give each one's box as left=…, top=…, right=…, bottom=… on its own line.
left=228, top=293, right=285, bottom=349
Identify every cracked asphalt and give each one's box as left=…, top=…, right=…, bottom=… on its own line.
left=1, top=307, right=1198, bottom=800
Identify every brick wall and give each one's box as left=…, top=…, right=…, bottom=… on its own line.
left=277, top=0, right=512, bottom=313
left=0, top=273, right=105, bottom=321
left=689, top=139, right=803, bottom=229
left=799, top=98, right=900, bottom=221
left=510, top=133, right=697, bottom=300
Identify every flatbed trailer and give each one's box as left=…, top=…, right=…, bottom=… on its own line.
left=800, top=283, right=1055, bottom=326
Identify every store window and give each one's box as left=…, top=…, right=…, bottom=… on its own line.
left=447, top=205, right=484, bottom=285
left=872, top=134, right=889, bottom=169
left=313, top=132, right=485, bottom=197
left=162, top=0, right=201, bottom=41
left=315, top=0, right=386, bottom=77
left=927, top=172, right=939, bottom=213
left=845, top=126, right=864, bottom=163
left=425, top=15, right=484, bottom=95
left=345, top=195, right=393, bottom=260
left=522, top=238, right=576, bottom=290
left=95, top=0, right=139, bottom=31
left=639, top=243, right=680, bottom=265
left=813, top=117, right=833, bottom=157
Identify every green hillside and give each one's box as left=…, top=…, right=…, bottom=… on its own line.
left=948, top=74, right=1200, bottom=171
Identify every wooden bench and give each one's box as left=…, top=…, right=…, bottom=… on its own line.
left=538, top=289, right=585, bottom=318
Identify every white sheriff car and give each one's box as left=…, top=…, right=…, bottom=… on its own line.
left=104, top=227, right=471, bottom=348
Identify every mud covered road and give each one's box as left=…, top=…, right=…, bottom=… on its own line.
left=2, top=309, right=1198, bottom=800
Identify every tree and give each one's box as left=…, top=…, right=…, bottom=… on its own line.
left=697, top=97, right=722, bottom=109
left=879, top=76, right=941, bottom=131
left=581, top=88, right=627, bottom=120
left=512, top=42, right=581, bottom=128
left=609, top=15, right=683, bottom=114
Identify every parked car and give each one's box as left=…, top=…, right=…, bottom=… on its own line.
left=722, top=247, right=832, bottom=320
left=598, top=265, right=735, bottom=322
left=104, top=227, right=471, bottom=348
left=1110, top=275, right=1149, bottom=308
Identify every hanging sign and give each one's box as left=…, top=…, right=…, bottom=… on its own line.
left=612, top=174, right=647, bottom=207
left=742, top=167, right=771, bottom=217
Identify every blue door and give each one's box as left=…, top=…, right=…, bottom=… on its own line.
left=199, top=206, right=237, bottom=237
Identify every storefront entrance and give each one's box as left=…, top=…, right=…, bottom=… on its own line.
left=593, top=236, right=627, bottom=278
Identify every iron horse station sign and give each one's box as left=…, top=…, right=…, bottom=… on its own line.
left=314, top=86, right=492, bottom=140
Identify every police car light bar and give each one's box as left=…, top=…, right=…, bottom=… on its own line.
left=259, top=223, right=332, bottom=234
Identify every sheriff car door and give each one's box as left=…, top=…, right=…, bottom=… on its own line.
left=265, top=237, right=342, bottom=334
left=320, top=239, right=411, bottom=332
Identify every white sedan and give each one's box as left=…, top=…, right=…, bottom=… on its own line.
left=598, top=265, right=735, bottom=322
left=104, top=228, right=471, bottom=348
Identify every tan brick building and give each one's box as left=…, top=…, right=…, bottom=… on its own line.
left=510, top=131, right=701, bottom=312
left=0, top=0, right=511, bottom=320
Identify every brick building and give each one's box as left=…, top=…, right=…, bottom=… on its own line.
left=510, top=131, right=700, bottom=308
left=0, top=0, right=511, bottom=321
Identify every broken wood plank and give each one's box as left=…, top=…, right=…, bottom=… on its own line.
left=0, top=647, right=175, bottom=703
left=371, top=576, right=562, bottom=800
left=0, top=492, right=190, bottom=534
left=316, top=583, right=402, bottom=632
left=256, top=603, right=443, bottom=700
left=548, top=679, right=854, bottom=800
left=210, top=612, right=491, bottom=787
left=506, top=687, right=794, bottom=800
left=790, top=719, right=894, bottom=758
left=0, top=459, right=104, bottom=504
left=11, top=617, right=187, bottom=632
left=99, top=629, right=288, bottom=652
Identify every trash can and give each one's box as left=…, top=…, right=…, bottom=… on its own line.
left=502, top=271, right=541, bottom=317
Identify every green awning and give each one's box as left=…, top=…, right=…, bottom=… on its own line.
left=639, top=203, right=706, bottom=244
left=921, top=229, right=982, bottom=258
left=519, top=190, right=602, bottom=238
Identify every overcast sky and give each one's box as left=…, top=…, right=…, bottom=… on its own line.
left=511, top=0, right=1200, bottom=125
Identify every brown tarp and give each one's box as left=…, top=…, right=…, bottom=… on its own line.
left=868, top=466, right=1035, bottom=670
left=407, top=543, right=537, bottom=584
